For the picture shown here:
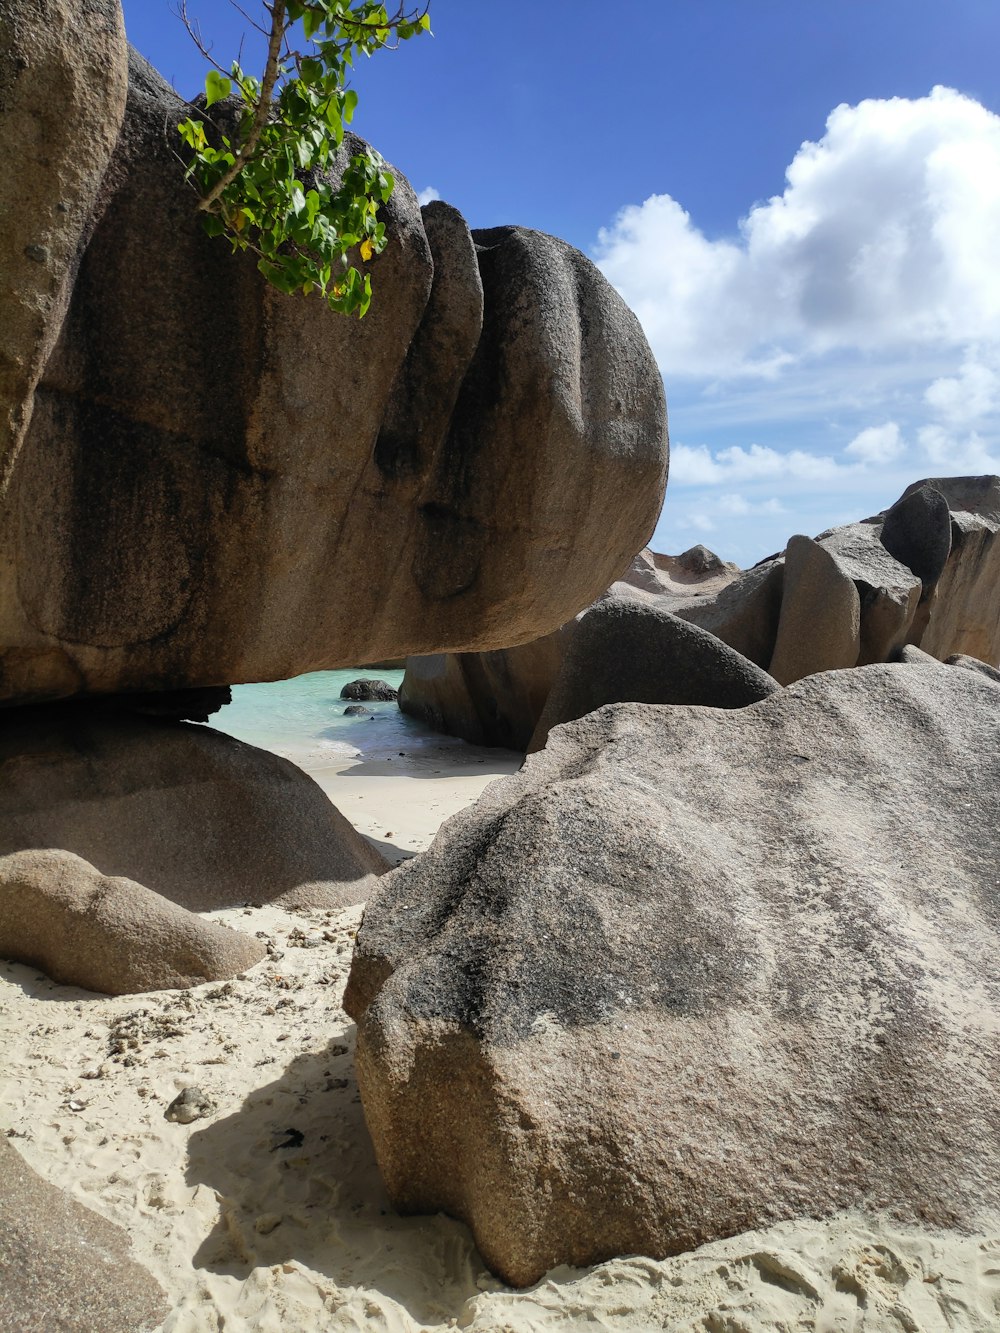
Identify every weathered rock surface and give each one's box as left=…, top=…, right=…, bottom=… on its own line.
left=346, top=664, right=1000, bottom=1286
left=809, top=521, right=920, bottom=666
left=400, top=475, right=1000, bottom=755
left=0, top=704, right=388, bottom=910
left=0, top=848, right=266, bottom=994
left=913, top=476, right=1000, bottom=664
left=0, top=0, right=128, bottom=491
left=0, top=1137, right=168, bottom=1331
left=400, top=627, right=570, bottom=750
left=0, top=50, right=667, bottom=705
left=398, top=547, right=749, bottom=751
left=879, top=481, right=952, bottom=591
left=946, top=652, right=1000, bottom=686
left=527, top=594, right=779, bottom=752
left=768, top=535, right=861, bottom=684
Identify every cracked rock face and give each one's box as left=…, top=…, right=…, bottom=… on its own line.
left=346, top=662, right=1000, bottom=1286
left=0, top=46, right=667, bottom=705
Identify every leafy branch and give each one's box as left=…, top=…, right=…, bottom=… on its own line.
left=176, top=1, right=431, bottom=317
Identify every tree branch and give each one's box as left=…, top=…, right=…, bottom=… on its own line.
left=196, top=0, right=288, bottom=213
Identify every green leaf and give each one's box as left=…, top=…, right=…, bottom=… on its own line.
left=204, top=70, right=232, bottom=108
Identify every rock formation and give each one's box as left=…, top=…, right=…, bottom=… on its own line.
left=0, top=848, right=266, bottom=994
left=527, top=596, right=779, bottom=752
left=767, top=535, right=861, bottom=684
left=346, top=662, right=1000, bottom=1286
left=400, top=626, right=571, bottom=750
left=0, top=1137, right=168, bottom=1331
left=341, top=678, right=399, bottom=702
left=0, top=0, right=128, bottom=490
left=400, top=476, right=1000, bottom=749
left=0, top=45, right=667, bottom=706
left=0, top=704, right=388, bottom=911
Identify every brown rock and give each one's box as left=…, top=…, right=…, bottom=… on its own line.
left=0, top=704, right=388, bottom=911
left=0, top=53, right=667, bottom=705
left=346, top=663, right=1000, bottom=1286
left=912, top=476, right=1000, bottom=664
left=0, top=0, right=127, bottom=491
left=0, top=1137, right=168, bottom=1331
left=0, top=848, right=267, bottom=994
left=768, top=535, right=861, bottom=684
left=399, top=627, right=570, bottom=751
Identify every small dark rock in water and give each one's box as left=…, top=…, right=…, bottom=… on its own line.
left=165, top=1087, right=215, bottom=1124
left=343, top=704, right=370, bottom=716
left=340, top=678, right=398, bottom=702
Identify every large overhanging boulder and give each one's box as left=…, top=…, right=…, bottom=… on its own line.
left=346, top=662, right=1000, bottom=1286
left=0, top=44, right=668, bottom=705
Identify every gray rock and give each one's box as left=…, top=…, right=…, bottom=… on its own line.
left=165, top=1086, right=216, bottom=1124
left=346, top=663, right=1000, bottom=1286
left=911, top=476, right=1000, bottom=664
left=528, top=594, right=779, bottom=752
left=816, top=522, right=921, bottom=665
left=0, top=53, right=667, bottom=705
left=0, top=1137, right=168, bottom=1332
left=0, top=848, right=265, bottom=995
left=375, top=200, right=483, bottom=491
left=0, top=704, right=388, bottom=911
left=879, top=481, right=952, bottom=590
left=768, top=535, right=860, bottom=684
left=670, top=558, right=785, bottom=669
left=340, top=678, right=398, bottom=702
left=343, top=703, right=371, bottom=716
left=946, top=653, right=1000, bottom=686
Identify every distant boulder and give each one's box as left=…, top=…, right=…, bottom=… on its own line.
left=0, top=848, right=265, bottom=995
left=528, top=593, right=779, bottom=751
left=341, top=678, right=398, bottom=702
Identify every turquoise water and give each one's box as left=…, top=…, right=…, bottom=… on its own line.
left=210, top=668, right=488, bottom=771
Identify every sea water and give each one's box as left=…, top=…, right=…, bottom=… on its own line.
left=210, top=667, right=504, bottom=774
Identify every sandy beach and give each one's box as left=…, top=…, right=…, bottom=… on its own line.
left=2, top=733, right=999, bottom=1331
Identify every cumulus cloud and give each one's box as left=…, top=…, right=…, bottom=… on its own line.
left=844, top=422, right=905, bottom=465
left=416, top=185, right=441, bottom=206
left=594, top=87, right=1000, bottom=379
left=671, top=442, right=845, bottom=486
left=924, top=349, right=1000, bottom=426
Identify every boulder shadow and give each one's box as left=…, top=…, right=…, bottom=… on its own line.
left=184, top=1032, right=488, bottom=1323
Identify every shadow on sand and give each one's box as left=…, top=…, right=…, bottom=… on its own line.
left=184, top=1030, right=492, bottom=1325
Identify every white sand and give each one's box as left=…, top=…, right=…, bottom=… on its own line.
left=3, top=767, right=1000, bottom=1331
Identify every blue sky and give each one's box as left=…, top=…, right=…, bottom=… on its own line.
left=122, top=1, right=1000, bottom=564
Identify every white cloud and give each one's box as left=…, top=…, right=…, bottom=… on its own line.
left=917, top=424, right=1000, bottom=472
left=925, top=349, right=1000, bottom=426
left=594, top=87, right=1000, bottom=379
left=416, top=185, right=441, bottom=207
left=670, top=442, right=845, bottom=487
left=844, top=422, right=904, bottom=465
